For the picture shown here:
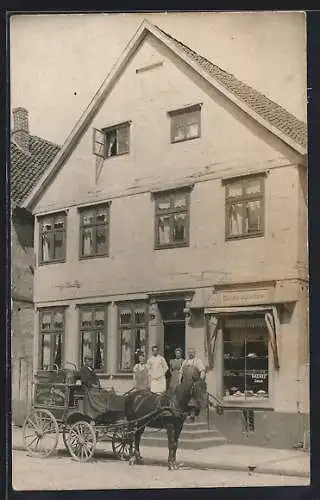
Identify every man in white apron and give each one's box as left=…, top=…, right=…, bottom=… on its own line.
left=146, top=345, right=168, bottom=393
left=179, top=348, right=206, bottom=421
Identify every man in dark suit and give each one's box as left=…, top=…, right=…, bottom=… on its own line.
left=77, top=356, right=101, bottom=388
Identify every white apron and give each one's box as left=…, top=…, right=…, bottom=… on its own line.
left=147, top=355, right=168, bottom=394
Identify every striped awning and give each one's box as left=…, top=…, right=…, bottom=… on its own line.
left=223, top=317, right=266, bottom=329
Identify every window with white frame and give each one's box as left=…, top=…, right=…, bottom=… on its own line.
left=39, top=308, right=65, bottom=370
left=169, top=104, right=201, bottom=143
left=79, top=204, right=109, bottom=258
left=154, top=189, right=190, bottom=249
left=118, top=302, right=148, bottom=371
left=223, top=316, right=269, bottom=401
left=225, top=175, right=264, bottom=239
left=93, top=122, right=130, bottom=159
left=79, top=305, right=107, bottom=371
left=39, top=212, right=66, bottom=264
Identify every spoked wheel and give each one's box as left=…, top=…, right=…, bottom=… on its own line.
left=67, top=421, right=96, bottom=462
left=112, top=428, right=134, bottom=461
left=23, top=409, right=59, bottom=458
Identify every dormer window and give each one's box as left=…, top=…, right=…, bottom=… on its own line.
left=168, top=104, right=201, bottom=143
left=93, top=121, right=130, bottom=159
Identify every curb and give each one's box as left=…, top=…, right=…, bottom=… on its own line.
left=12, top=444, right=309, bottom=479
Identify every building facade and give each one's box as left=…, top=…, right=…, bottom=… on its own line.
left=22, top=21, right=308, bottom=448
left=11, top=108, right=60, bottom=425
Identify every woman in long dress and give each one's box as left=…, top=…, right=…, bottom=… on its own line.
left=169, top=348, right=184, bottom=391
left=133, top=353, right=149, bottom=390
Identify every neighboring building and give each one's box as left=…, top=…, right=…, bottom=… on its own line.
left=11, top=107, right=60, bottom=425
left=21, top=21, right=308, bottom=448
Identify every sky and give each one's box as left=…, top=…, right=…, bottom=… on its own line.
left=10, top=11, right=307, bottom=146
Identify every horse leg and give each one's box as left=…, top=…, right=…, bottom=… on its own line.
left=134, top=426, right=145, bottom=464
left=166, top=422, right=175, bottom=470
left=171, top=419, right=184, bottom=470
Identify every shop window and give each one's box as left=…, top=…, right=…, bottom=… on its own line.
left=223, top=316, right=269, bottom=400
left=79, top=204, right=109, bottom=258
left=39, top=308, right=65, bottom=371
left=118, top=302, right=148, bottom=371
left=169, top=104, right=201, bottom=143
left=39, top=212, right=66, bottom=264
left=93, top=122, right=130, bottom=159
left=154, top=189, right=190, bottom=249
left=79, top=305, right=107, bottom=371
left=225, top=175, right=264, bottom=239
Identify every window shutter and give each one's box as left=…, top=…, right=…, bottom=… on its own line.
left=93, top=128, right=106, bottom=158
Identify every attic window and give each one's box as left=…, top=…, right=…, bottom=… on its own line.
left=93, top=121, right=130, bottom=159
left=168, top=104, right=202, bottom=144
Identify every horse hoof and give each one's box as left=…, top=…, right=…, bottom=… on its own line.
left=129, top=457, right=136, bottom=466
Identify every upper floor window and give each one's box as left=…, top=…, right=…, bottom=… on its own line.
left=39, top=212, right=66, bottom=264
left=169, top=104, right=201, bottom=143
left=154, top=189, right=190, bottom=249
left=225, top=176, right=264, bottom=239
left=118, top=302, right=148, bottom=372
left=79, top=305, right=107, bottom=371
left=79, top=204, right=109, bottom=258
left=39, top=308, right=65, bottom=371
left=93, top=121, right=130, bottom=159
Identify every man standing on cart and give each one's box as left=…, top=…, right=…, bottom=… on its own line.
left=77, top=355, right=101, bottom=389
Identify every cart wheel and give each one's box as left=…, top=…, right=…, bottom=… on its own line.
left=67, top=421, right=96, bottom=462
left=23, top=409, right=59, bottom=458
left=112, top=429, right=134, bottom=461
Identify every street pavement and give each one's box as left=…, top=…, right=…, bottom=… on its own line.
left=12, top=449, right=309, bottom=490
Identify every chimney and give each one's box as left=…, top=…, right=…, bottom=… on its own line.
left=12, top=107, right=29, bottom=151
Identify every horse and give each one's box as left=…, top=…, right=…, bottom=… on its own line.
left=123, top=369, right=208, bottom=470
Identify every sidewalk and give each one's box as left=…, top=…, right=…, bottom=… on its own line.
left=11, top=425, right=310, bottom=479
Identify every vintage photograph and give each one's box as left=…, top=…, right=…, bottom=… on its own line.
left=10, top=11, right=309, bottom=490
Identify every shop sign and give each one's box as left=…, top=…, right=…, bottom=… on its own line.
left=218, top=288, right=270, bottom=306
left=251, top=371, right=268, bottom=384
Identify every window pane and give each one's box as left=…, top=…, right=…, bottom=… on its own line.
left=120, top=307, right=132, bottom=325
left=157, top=215, right=171, bottom=245
left=81, top=311, right=93, bottom=328
left=173, top=213, right=186, bottom=242
left=94, top=309, right=105, bottom=328
left=120, top=329, right=132, bottom=370
left=53, top=334, right=62, bottom=368
left=96, top=207, right=107, bottom=223
left=53, top=311, right=63, bottom=329
left=41, top=313, right=52, bottom=331
left=157, top=198, right=171, bottom=211
left=94, top=331, right=104, bottom=370
left=186, top=122, right=199, bottom=138
left=96, top=225, right=107, bottom=254
left=245, top=178, right=261, bottom=195
left=172, top=123, right=185, bottom=141
left=82, top=210, right=94, bottom=226
left=245, top=200, right=261, bottom=233
left=41, top=229, right=52, bottom=262
left=134, top=327, right=146, bottom=364
left=54, top=216, right=64, bottom=230
left=82, top=228, right=94, bottom=256
left=81, top=331, right=93, bottom=366
left=41, top=334, right=51, bottom=370
left=173, top=193, right=187, bottom=208
left=134, top=306, right=146, bottom=325
left=228, top=203, right=243, bottom=236
left=54, top=231, right=64, bottom=260
left=117, top=126, right=129, bottom=154
left=227, top=181, right=243, bottom=198
left=246, top=371, right=268, bottom=396
left=106, top=130, right=117, bottom=157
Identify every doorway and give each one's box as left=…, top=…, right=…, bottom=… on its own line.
left=163, top=322, right=186, bottom=364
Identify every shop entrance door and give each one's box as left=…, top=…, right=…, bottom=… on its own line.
left=163, top=322, right=185, bottom=364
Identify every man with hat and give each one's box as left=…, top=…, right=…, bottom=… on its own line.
left=77, top=355, right=101, bottom=389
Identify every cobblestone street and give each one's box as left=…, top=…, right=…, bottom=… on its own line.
left=12, top=450, right=309, bottom=490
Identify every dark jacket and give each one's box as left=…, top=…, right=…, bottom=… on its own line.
left=77, top=366, right=101, bottom=388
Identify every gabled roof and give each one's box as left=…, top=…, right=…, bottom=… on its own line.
left=22, top=19, right=307, bottom=210
left=11, top=135, right=60, bottom=205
